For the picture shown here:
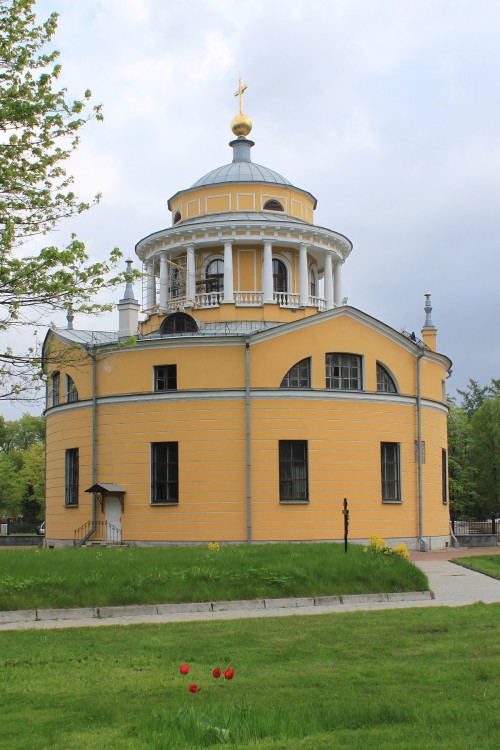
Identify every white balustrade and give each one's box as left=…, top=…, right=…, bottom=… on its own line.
left=235, top=291, right=263, bottom=306
left=273, top=291, right=300, bottom=307
left=195, top=291, right=224, bottom=308
left=309, top=296, right=327, bottom=311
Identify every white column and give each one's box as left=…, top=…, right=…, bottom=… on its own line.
left=186, top=245, right=195, bottom=303
left=324, top=253, right=334, bottom=310
left=299, top=244, right=308, bottom=307
left=223, top=240, right=234, bottom=303
left=263, top=241, right=274, bottom=303
left=159, top=253, right=168, bottom=308
left=145, top=259, right=156, bottom=310
left=333, top=259, right=343, bottom=306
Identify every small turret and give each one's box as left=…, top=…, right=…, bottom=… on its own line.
left=117, top=260, right=140, bottom=339
left=421, top=292, right=437, bottom=351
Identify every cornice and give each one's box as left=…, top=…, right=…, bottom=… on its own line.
left=44, top=389, right=448, bottom=415
left=135, top=216, right=353, bottom=261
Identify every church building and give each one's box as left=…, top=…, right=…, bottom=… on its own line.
left=43, top=82, right=451, bottom=550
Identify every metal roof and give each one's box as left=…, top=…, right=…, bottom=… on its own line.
left=191, top=161, right=292, bottom=187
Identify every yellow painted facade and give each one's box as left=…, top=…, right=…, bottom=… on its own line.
left=43, top=116, right=451, bottom=550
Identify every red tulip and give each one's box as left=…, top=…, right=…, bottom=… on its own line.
left=224, top=668, right=234, bottom=680
left=189, top=684, right=201, bottom=693
left=179, top=664, right=189, bottom=675
left=212, top=668, right=221, bottom=678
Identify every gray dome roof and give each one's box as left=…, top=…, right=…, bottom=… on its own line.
left=191, top=161, right=291, bottom=188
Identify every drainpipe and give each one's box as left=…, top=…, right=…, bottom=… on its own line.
left=416, top=347, right=427, bottom=551
left=91, top=347, right=97, bottom=530
left=245, top=335, right=252, bottom=543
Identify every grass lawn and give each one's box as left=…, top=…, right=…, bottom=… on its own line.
left=1, top=604, right=499, bottom=749
left=0, top=543, right=427, bottom=611
left=454, top=555, right=500, bottom=579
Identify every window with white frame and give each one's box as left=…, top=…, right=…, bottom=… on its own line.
left=376, top=362, right=397, bottom=393
left=326, top=354, right=362, bottom=390
left=280, top=358, right=311, bottom=388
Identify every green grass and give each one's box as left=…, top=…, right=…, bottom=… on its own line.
left=0, top=543, right=427, bottom=611
left=454, top=555, right=500, bottom=579
left=1, top=604, right=499, bottom=749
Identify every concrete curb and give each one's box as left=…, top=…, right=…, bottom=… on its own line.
left=0, top=590, right=433, bottom=625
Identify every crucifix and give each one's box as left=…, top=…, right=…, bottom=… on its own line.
left=234, top=77, right=248, bottom=115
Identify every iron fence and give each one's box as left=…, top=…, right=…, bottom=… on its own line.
left=451, top=516, right=499, bottom=540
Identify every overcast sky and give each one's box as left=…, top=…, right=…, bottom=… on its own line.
left=5, top=0, right=500, bottom=418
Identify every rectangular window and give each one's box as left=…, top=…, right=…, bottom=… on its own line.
left=381, top=442, right=401, bottom=502
left=154, top=365, right=177, bottom=391
left=442, top=448, right=448, bottom=505
left=326, top=353, right=362, bottom=390
left=65, top=448, right=79, bottom=506
left=279, top=440, right=309, bottom=502
left=151, top=442, right=179, bottom=504
left=51, top=372, right=60, bottom=407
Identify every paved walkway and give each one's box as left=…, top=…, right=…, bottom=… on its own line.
left=1, top=547, right=499, bottom=632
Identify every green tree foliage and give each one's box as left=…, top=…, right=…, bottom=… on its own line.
left=469, top=398, right=500, bottom=516
left=0, top=0, right=127, bottom=400
left=449, top=379, right=500, bottom=518
left=447, top=400, right=480, bottom=516
left=0, top=413, right=45, bottom=517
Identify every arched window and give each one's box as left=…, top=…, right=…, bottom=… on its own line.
left=205, top=259, right=224, bottom=293
left=263, top=199, right=284, bottom=212
left=51, top=371, right=60, bottom=407
left=376, top=363, right=398, bottom=393
left=309, top=267, right=317, bottom=298
left=170, top=265, right=182, bottom=299
left=173, top=211, right=181, bottom=224
left=66, top=374, right=78, bottom=403
left=273, top=258, right=287, bottom=293
left=160, top=312, right=198, bottom=334
left=280, top=358, right=311, bottom=388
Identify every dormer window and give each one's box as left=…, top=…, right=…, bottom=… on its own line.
left=263, top=199, right=284, bottom=212
left=160, top=312, right=198, bottom=334
left=173, top=211, right=182, bottom=224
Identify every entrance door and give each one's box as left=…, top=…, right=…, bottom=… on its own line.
left=106, top=496, right=122, bottom=543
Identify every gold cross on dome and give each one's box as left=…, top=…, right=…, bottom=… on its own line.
left=234, top=77, right=248, bottom=115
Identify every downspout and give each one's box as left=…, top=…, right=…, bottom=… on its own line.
left=245, top=335, right=252, bottom=543
left=416, top=347, right=427, bottom=551
left=91, top=347, right=97, bottom=531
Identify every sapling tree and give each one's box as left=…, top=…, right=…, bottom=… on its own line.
left=0, top=0, right=127, bottom=400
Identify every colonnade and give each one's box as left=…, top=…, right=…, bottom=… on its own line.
left=144, top=241, right=344, bottom=311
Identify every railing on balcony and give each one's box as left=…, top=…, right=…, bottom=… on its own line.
left=273, top=291, right=300, bottom=307
left=194, top=291, right=223, bottom=308
left=235, top=291, right=263, bottom=306
left=309, top=296, right=327, bottom=311
left=154, top=290, right=327, bottom=312
left=74, top=520, right=122, bottom=547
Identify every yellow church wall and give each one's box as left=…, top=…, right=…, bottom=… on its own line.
left=45, top=392, right=448, bottom=545
left=169, top=183, right=315, bottom=224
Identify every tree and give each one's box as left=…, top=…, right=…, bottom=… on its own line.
left=469, top=397, right=500, bottom=517
left=447, top=400, right=480, bottom=517
left=0, top=413, right=45, bottom=517
left=1, top=0, right=128, bottom=400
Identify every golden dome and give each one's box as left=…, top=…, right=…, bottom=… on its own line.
left=231, top=113, right=253, bottom=137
